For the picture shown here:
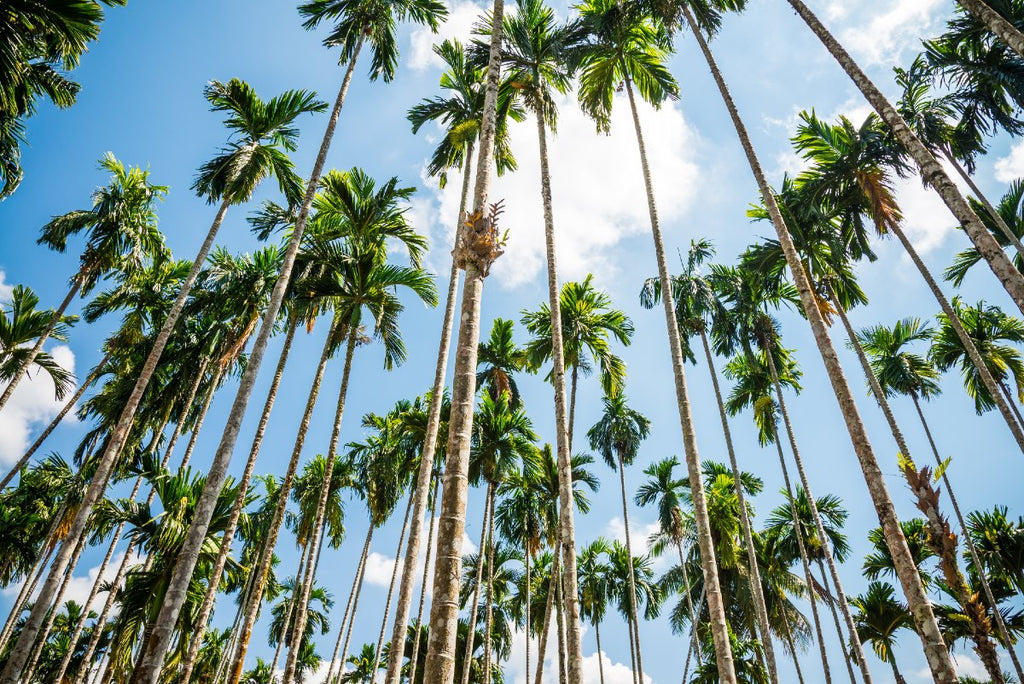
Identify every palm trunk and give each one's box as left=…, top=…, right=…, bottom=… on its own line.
left=177, top=318, right=299, bottom=684
left=959, top=0, right=1024, bottom=59
left=0, top=352, right=109, bottom=490
left=786, top=0, right=1024, bottom=316
left=525, top=542, right=532, bottom=683
left=945, top=151, right=1024, bottom=258
left=897, top=219, right=1024, bottom=450
left=772, top=431, right=833, bottom=684
left=325, top=527, right=372, bottom=684
left=781, top=612, right=807, bottom=684
left=890, top=657, right=908, bottom=684
left=282, top=329, right=358, bottom=684
left=371, top=494, right=415, bottom=679
left=0, top=189, right=235, bottom=684
left=679, top=6, right=957, bottom=680
left=382, top=139, right=471, bottom=684
left=1000, top=381, right=1024, bottom=428
left=407, top=480, right=440, bottom=684
left=626, top=611, right=638, bottom=684
left=176, top=366, right=222, bottom=472
left=911, top=393, right=1024, bottom=681
left=423, top=0, right=505, bottom=673
left=535, top=102, right=586, bottom=684
left=22, top=534, right=87, bottom=682
left=698, top=329, right=777, bottom=682
left=161, top=360, right=211, bottom=469
left=765, top=347, right=873, bottom=684
left=676, top=544, right=702, bottom=666
left=0, top=504, right=62, bottom=651
left=338, top=528, right=374, bottom=678
left=681, top=587, right=706, bottom=684
left=622, top=70, right=735, bottom=683
left=0, top=274, right=81, bottom=412
left=815, top=559, right=857, bottom=684
left=555, top=559, right=568, bottom=684
left=226, top=328, right=336, bottom=684
left=568, top=365, right=578, bottom=450
left=534, top=543, right=560, bottom=684
left=273, top=546, right=311, bottom=674
left=130, top=31, right=366, bottom=684
left=594, top=620, right=605, bottom=684
left=460, top=486, right=493, bottom=684
left=482, top=492, right=498, bottom=684
left=616, top=452, right=644, bottom=684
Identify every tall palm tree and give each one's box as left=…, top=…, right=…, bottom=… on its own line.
left=385, top=38, right=518, bottom=684
left=952, top=0, right=1024, bottom=69
left=477, top=318, right=529, bottom=407
left=574, top=1, right=735, bottom=678
left=423, top=0, right=514, bottom=673
left=0, top=153, right=166, bottom=412
left=946, top=181, right=1024, bottom=287
left=655, top=0, right=957, bottom=677
left=586, top=390, right=650, bottom=681
left=850, top=582, right=914, bottom=684
left=0, top=79, right=326, bottom=684
left=0, top=284, right=76, bottom=403
left=576, top=539, right=611, bottom=684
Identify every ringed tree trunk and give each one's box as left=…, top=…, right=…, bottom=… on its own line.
left=678, top=5, right=958, bottom=681
left=815, top=558, right=857, bottom=684
left=888, top=220, right=1024, bottom=453
left=226, top=326, right=337, bottom=684
left=675, top=543, right=702, bottom=667
left=534, top=541, right=560, bottom=684
left=0, top=273, right=82, bottom=412
left=0, top=191, right=235, bottom=684
left=423, top=0, right=506, bottom=676
left=325, top=528, right=372, bottom=684
left=959, top=0, right=1024, bottom=60
left=785, top=0, right=1024, bottom=316
left=272, top=541, right=312, bottom=674
left=698, top=329, right=777, bottom=682
left=460, top=485, right=494, bottom=684
left=176, top=317, right=298, bottom=684
left=129, top=32, right=366, bottom=684
left=482, top=490, right=498, bottom=684
left=534, top=99, right=586, bottom=684
left=910, top=393, right=1024, bottom=682
left=764, top=347, right=873, bottom=684
left=594, top=620, right=605, bottom=684
left=407, top=477, right=440, bottom=684
left=622, top=70, right=736, bottom=682
left=781, top=613, right=807, bottom=684
left=616, top=451, right=644, bottom=684
left=339, top=529, right=375, bottom=677
left=0, top=352, right=110, bottom=490
left=681, top=587, right=707, bottom=684
left=282, top=329, right=359, bottom=684
left=382, top=138, right=472, bottom=684
left=371, top=495, right=415, bottom=678
left=944, top=150, right=1024, bottom=259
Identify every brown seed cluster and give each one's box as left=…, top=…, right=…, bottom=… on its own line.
left=453, top=201, right=506, bottom=277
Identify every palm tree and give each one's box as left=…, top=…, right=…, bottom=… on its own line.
left=586, top=390, right=650, bottom=681
left=423, top=0, right=514, bottom=672
left=0, top=79, right=326, bottom=684
left=946, top=181, right=1024, bottom=286
left=577, top=539, right=611, bottom=684
left=0, top=284, right=76, bottom=403
left=952, top=0, right=1024, bottom=68
left=659, top=0, right=959, bottom=676
left=0, top=153, right=166, bottom=412
left=477, top=318, right=529, bottom=407
left=385, top=37, right=518, bottom=684
left=606, top=539, right=662, bottom=681
left=850, top=582, right=914, bottom=684
left=574, top=0, right=735, bottom=678
left=785, top=0, right=1024, bottom=319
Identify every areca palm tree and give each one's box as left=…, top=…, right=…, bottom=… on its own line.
left=947, top=0, right=1024, bottom=80
left=477, top=318, right=529, bottom=407
left=850, top=582, right=914, bottom=684
left=655, top=0, right=958, bottom=677
left=576, top=539, right=611, bottom=684
left=0, top=79, right=327, bottom=684
left=0, top=153, right=165, bottom=413
left=947, top=181, right=1024, bottom=286
left=0, top=284, right=76, bottom=403
left=574, top=0, right=736, bottom=676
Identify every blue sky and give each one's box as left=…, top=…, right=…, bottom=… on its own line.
left=1, top=0, right=1023, bottom=682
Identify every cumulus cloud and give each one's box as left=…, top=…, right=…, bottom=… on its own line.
left=603, top=516, right=668, bottom=572
left=893, top=173, right=959, bottom=254
left=0, top=271, right=13, bottom=302
left=503, top=624, right=652, bottom=684
left=362, top=519, right=478, bottom=598
left=413, top=90, right=701, bottom=289
left=408, top=0, right=488, bottom=72
left=995, top=140, right=1024, bottom=183
left=838, top=0, right=946, bottom=66
left=63, top=550, right=141, bottom=613
left=0, top=344, right=77, bottom=466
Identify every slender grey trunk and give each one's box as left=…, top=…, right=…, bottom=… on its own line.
left=911, top=393, right=1024, bottom=681
left=226, top=327, right=336, bottom=684
left=382, top=138, right=470, bottom=684
left=946, top=151, right=1024, bottom=259
left=0, top=189, right=234, bottom=684
left=959, top=0, right=1024, bottom=59
left=622, top=69, right=735, bottom=683
left=482, top=492, right=498, bottom=684
left=525, top=538, right=531, bottom=683
left=555, top=556, right=567, bottom=684
left=594, top=620, right=605, bottom=684
left=131, top=31, right=365, bottom=684
left=178, top=318, right=298, bottom=684
left=459, top=487, right=493, bottom=684
left=423, top=0, right=505, bottom=674
left=681, top=587, right=705, bottom=684
left=407, top=480, right=439, bottom=684
left=325, top=527, right=372, bottom=684
left=338, top=528, right=374, bottom=678
left=22, top=534, right=87, bottom=682
left=534, top=543, right=559, bottom=684
left=616, top=452, right=644, bottom=684
left=177, top=366, right=222, bottom=472
left=676, top=544, right=702, bottom=665
left=816, top=558, right=857, bottom=684
left=698, top=329, right=777, bottom=682
left=0, top=503, right=62, bottom=651
left=781, top=613, right=807, bottom=684
left=0, top=352, right=109, bottom=490
left=282, top=330, right=358, bottom=684
left=371, top=495, right=414, bottom=681
left=0, top=274, right=81, bottom=412
left=273, top=544, right=311, bottom=675
left=680, top=5, right=957, bottom=680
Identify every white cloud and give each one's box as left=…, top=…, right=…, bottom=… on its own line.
left=0, top=344, right=77, bottom=466
left=0, top=271, right=13, bottom=302
left=913, top=652, right=992, bottom=681
left=995, top=140, right=1024, bottom=183
left=893, top=173, right=958, bottom=254
left=838, top=0, right=946, bottom=66
left=503, top=624, right=652, bottom=684
left=63, top=550, right=141, bottom=613
left=362, top=518, right=477, bottom=598
left=408, top=0, right=488, bottom=71
left=415, top=91, right=701, bottom=289
left=603, top=516, right=668, bottom=572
